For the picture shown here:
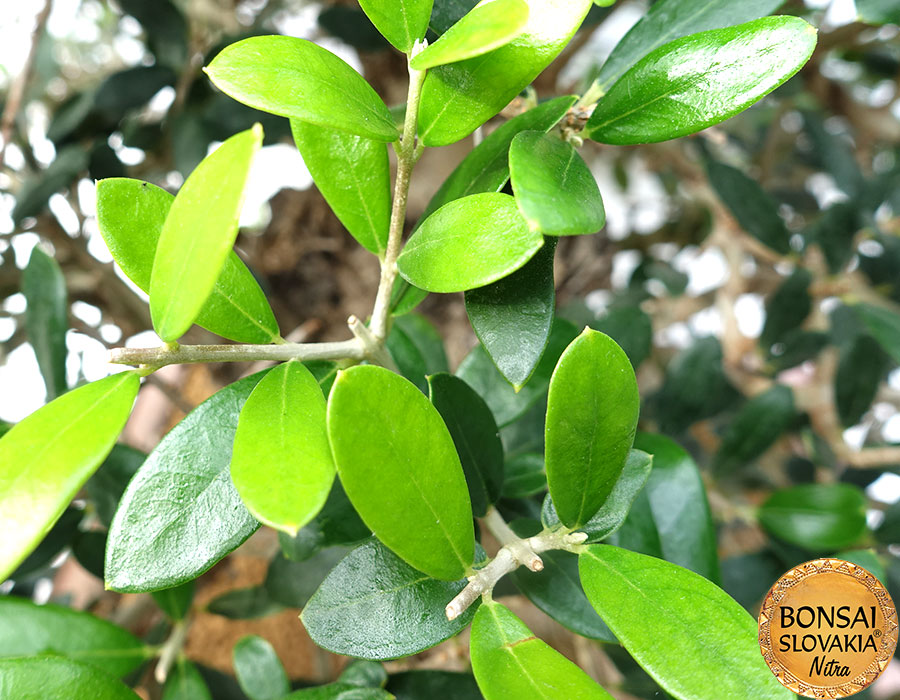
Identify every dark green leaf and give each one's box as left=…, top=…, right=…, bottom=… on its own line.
left=502, top=453, right=546, bottom=499
left=767, top=329, right=828, bottom=372
left=854, top=303, right=900, bottom=365
left=93, top=66, right=176, bottom=115
left=318, top=7, right=390, bottom=51
left=876, top=501, right=900, bottom=545
left=284, top=685, right=392, bottom=699
left=713, top=385, right=795, bottom=472
left=430, top=0, right=479, bottom=34
left=22, top=247, right=67, bottom=399
left=279, top=481, right=370, bottom=561
left=721, top=550, right=785, bottom=611
left=162, top=660, right=212, bottom=700
left=0, top=657, right=141, bottom=700
left=758, top=484, right=868, bottom=551
left=387, top=670, right=481, bottom=700
left=836, top=334, right=889, bottom=426
left=265, top=547, right=350, bottom=608
left=72, top=531, right=106, bottom=579
left=207, top=586, right=282, bottom=619
left=233, top=635, right=289, bottom=700
left=857, top=0, right=900, bottom=25
left=590, top=306, right=652, bottom=368
left=12, top=146, right=88, bottom=223
left=339, top=660, right=387, bottom=689
left=152, top=581, right=195, bottom=620
left=761, top=269, right=812, bottom=347
left=389, top=279, right=429, bottom=316
left=119, top=0, right=188, bottom=68
left=85, top=445, right=145, bottom=528
left=810, top=201, right=861, bottom=273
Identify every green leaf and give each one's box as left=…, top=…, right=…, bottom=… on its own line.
left=857, top=0, right=900, bottom=25
left=419, top=0, right=591, bottom=146
left=758, top=484, right=868, bottom=551
left=162, top=660, right=212, bottom=700
left=390, top=279, right=429, bottom=316
left=86, top=445, right=145, bottom=527
left=387, top=314, right=449, bottom=391
left=542, top=449, right=652, bottom=543
left=12, top=146, right=88, bottom=223
left=579, top=545, right=792, bottom=700
left=876, top=501, right=900, bottom=545
left=470, top=601, right=613, bottom=699
left=0, top=598, right=146, bottom=676
left=398, top=192, right=543, bottom=293
left=358, top=0, right=432, bottom=52
left=0, top=657, right=141, bottom=700
left=119, top=0, right=188, bottom=69
left=387, top=671, right=481, bottom=699
left=285, top=685, right=392, bottom=699
left=207, top=586, right=282, bottom=619
left=265, top=546, right=350, bottom=608
left=713, top=385, right=795, bottom=473
left=545, top=329, right=639, bottom=527
left=22, top=247, right=68, bottom=399
left=150, top=125, right=263, bottom=341
left=151, top=581, right=195, bottom=620
left=339, top=660, right=388, bottom=689
left=590, top=306, right=652, bottom=368
left=301, top=538, right=476, bottom=660
left=106, top=372, right=268, bottom=592
left=291, top=120, right=390, bottom=255
left=854, top=303, right=900, bottom=365
left=591, top=0, right=786, bottom=94
left=427, top=373, right=504, bottom=517
left=411, top=0, right=528, bottom=70
left=327, top=366, right=474, bottom=579
left=585, top=17, right=817, bottom=145
left=465, top=238, right=556, bottom=389
left=0, top=372, right=138, bottom=581
left=706, top=159, right=792, bottom=255
left=430, top=0, right=479, bottom=34
left=502, top=453, right=546, bottom=499
left=761, top=269, right=812, bottom=347
left=233, top=636, right=289, bottom=700
left=836, top=334, right=889, bottom=426
left=231, top=362, right=335, bottom=536
left=509, top=131, right=605, bottom=236
left=206, top=36, right=397, bottom=142
left=279, top=481, right=370, bottom=560
left=10, top=508, right=82, bottom=580
left=96, top=178, right=280, bottom=343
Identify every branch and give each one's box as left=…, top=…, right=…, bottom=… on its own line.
left=109, top=339, right=364, bottom=368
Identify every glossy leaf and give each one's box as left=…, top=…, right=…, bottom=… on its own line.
left=579, top=545, right=792, bottom=700
left=22, top=246, right=68, bottom=399
left=545, top=329, right=639, bottom=527
left=162, top=660, right=212, bottom=700
left=470, top=601, right=612, bottom=699
left=301, top=538, right=476, bottom=660
left=358, top=0, right=432, bottom=52
left=713, top=385, right=795, bottom=473
left=428, top=373, right=504, bottom=516
left=206, top=36, right=397, bottom=141
left=0, top=372, right=138, bottom=581
left=233, top=636, right=289, bottom=700
left=231, top=362, right=335, bottom=536
left=0, top=657, right=141, bottom=700
left=854, top=303, right=900, bottom=365
left=106, top=372, right=268, bottom=592
left=291, top=120, right=390, bottom=255
left=0, top=598, right=145, bottom=676
left=411, top=0, right=528, bottom=70
left=418, top=0, right=592, bottom=146
left=150, top=125, right=263, bottom=341
left=96, top=178, right=279, bottom=344
left=509, top=131, right=605, bottom=236
left=327, top=365, right=474, bottom=579
left=585, top=17, right=817, bottom=145
left=758, top=484, right=868, bottom=551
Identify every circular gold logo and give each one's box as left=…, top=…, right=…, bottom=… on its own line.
left=759, top=558, right=898, bottom=698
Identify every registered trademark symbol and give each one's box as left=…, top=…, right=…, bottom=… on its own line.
left=876, top=629, right=883, bottom=638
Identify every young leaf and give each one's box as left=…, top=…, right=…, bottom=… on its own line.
left=205, top=36, right=398, bottom=142
left=410, top=0, right=529, bottom=70
left=0, top=598, right=146, bottom=676
left=545, top=329, right=639, bottom=528
left=509, top=131, right=605, bottom=236
left=470, top=601, right=613, bottom=699
left=418, top=0, right=592, bottom=146
left=758, top=484, right=868, bottom=551
left=0, top=657, right=142, bottom=700
left=358, top=0, right=432, bottom=53
left=95, top=178, right=280, bottom=344
left=106, top=372, right=268, bottom=592
left=22, top=246, right=68, bottom=399
left=579, top=545, right=793, bottom=700
left=713, top=385, right=795, bottom=473
left=162, top=660, right=212, bottom=700
left=327, top=366, right=474, bottom=579
left=291, top=120, right=390, bottom=256
left=233, top=636, right=289, bottom=700
left=231, top=362, right=335, bottom=536
left=427, top=373, right=504, bottom=516
left=0, top=371, right=139, bottom=581
left=397, top=192, right=543, bottom=293
left=301, top=538, right=476, bottom=660
left=854, top=303, right=900, bottom=365
left=585, top=17, right=817, bottom=145
left=150, top=124, right=263, bottom=341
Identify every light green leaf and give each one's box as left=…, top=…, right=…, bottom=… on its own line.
left=758, top=484, right=868, bottom=551
left=419, top=0, right=592, bottom=146
left=580, top=546, right=791, bottom=700
left=0, top=657, right=141, bottom=700
left=233, top=635, right=289, bottom=700
left=231, top=362, right=335, bottom=536
left=22, top=246, right=68, bottom=399
left=545, top=329, right=639, bottom=527
left=397, top=192, right=543, bottom=293
left=96, top=178, right=279, bottom=344
left=327, top=366, right=474, bottom=579
left=0, top=372, right=138, bottom=581
left=150, top=125, right=263, bottom=341
left=411, top=0, right=529, bottom=70
left=585, top=17, right=817, bottom=145
left=162, top=660, right=212, bottom=700
left=205, top=36, right=398, bottom=141
left=359, top=0, right=433, bottom=52
left=470, top=601, right=613, bottom=699
left=0, top=598, right=146, bottom=676
left=291, top=120, right=390, bottom=255
left=509, top=131, right=605, bottom=236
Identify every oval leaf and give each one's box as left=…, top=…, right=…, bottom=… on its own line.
left=0, top=372, right=138, bottom=580
left=22, top=246, right=68, bottom=399
left=397, top=192, right=543, bottom=293
left=206, top=36, right=397, bottom=142
left=231, top=361, right=335, bottom=536
left=359, top=0, right=432, bottom=52
left=470, top=601, right=613, bottom=699
left=327, top=366, right=474, bottom=579
left=713, top=385, right=795, bottom=473
left=162, top=660, right=212, bottom=700
left=585, top=17, right=817, bottom=145
left=301, top=538, right=476, bottom=660
left=758, top=484, right=868, bottom=551
left=106, top=372, right=268, bottom=592
left=545, top=329, right=639, bottom=528
left=233, top=635, right=289, bottom=700
left=509, top=131, right=605, bottom=236
left=0, top=657, right=141, bottom=700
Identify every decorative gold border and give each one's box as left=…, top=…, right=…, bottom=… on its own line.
left=758, top=558, right=899, bottom=698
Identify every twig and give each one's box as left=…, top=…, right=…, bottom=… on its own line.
left=109, top=339, right=364, bottom=368
left=154, top=619, right=189, bottom=684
